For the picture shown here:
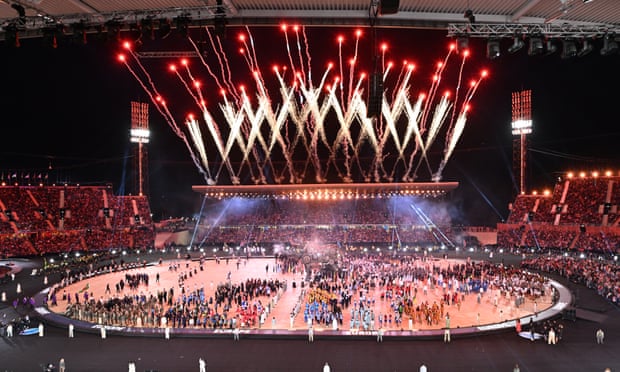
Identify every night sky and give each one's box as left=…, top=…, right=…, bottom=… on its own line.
left=1, top=26, right=619, bottom=225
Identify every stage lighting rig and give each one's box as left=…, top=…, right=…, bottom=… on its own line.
left=486, top=38, right=500, bottom=59
left=141, top=18, right=155, bottom=40
left=105, top=19, right=122, bottom=41
left=11, top=3, right=26, bottom=25
left=175, top=15, right=191, bottom=37
left=464, top=9, right=475, bottom=23
left=456, top=34, right=469, bottom=53
left=561, top=39, right=577, bottom=59
left=600, top=34, right=618, bottom=56
left=4, top=23, right=19, bottom=47
left=71, top=21, right=88, bottom=45
left=577, top=39, right=593, bottom=57
left=129, top=22, right=142, bottom=44
left=42, top=24, right=64, bottom=48
left=528, top=35, right=544, bottom=56
left=158, top=18, right=172, bottom=39
left=214, top=0, right=227, bottom=38
left=507, top=35, right=524, bottom=53
left=545, top=39, right=558, bottom=55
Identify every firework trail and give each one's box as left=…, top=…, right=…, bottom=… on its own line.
left=434, top=70, right=488, bottom=180
left=446, top=50, right=469, bottom=141
left=420, top=44, right=455, bottom=133
left=118, top=52, right=212, bottom=182
left=120, top=27, right=487, bottom=185
left=337, top=35, right=345, bottom=108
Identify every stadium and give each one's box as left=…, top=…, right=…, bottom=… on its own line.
left=1, top=1, right=620, bottom=371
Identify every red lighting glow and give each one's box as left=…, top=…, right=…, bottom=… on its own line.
left=117, top=54, right=126, bottom=62
left=180, top=58, right=188, bottom=66
left=168, top=64, right=177, bottom=72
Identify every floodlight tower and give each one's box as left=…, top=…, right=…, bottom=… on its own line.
left=511, top=90, right=532, bottom=195
left=130, top=102, right=150, bottom=196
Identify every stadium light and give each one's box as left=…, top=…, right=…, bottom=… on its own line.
left=130, top=128, right=150, bottom=143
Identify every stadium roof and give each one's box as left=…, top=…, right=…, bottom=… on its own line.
left=3, top=0, right=620, bottom=39
left=192, top=181, right=458, bottom=198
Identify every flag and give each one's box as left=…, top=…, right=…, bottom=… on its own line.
left=79, top=283, right=90, bottom=293
left=24, top=173, right=30, bottom=179
left=11, top=173, right=17, bottom=178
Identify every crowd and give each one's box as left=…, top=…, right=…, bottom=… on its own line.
left=194, top=225, right=453, bottom=248
left=0, top=185, right=155, bottom=257
left=499, top=175, right=620, bottom=253
left=521, top=255, right=619, bottom=306
left=53, top=257, right=290, bottom=331
left=297, top=252, right=551, bottom=332
left=197, top=197, right=452, bottom=227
